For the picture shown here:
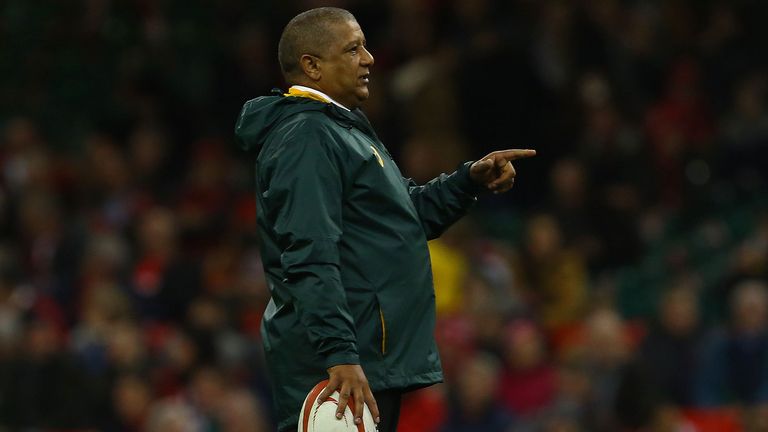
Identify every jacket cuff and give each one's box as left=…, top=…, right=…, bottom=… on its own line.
left=455, top=161, right=485, bottom=196
left=324, top=345, right=360, bottom=369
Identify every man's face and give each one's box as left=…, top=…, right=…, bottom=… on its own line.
left=317, top=20, right=374, bottom=109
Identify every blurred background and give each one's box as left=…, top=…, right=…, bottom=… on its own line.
left=1, top=0, right=768, bottom=431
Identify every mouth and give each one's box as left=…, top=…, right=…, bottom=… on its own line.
left=359, top=73, right=370, bottom=84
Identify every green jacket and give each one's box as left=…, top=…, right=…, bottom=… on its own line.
left=235, top=94, right=480, bottom=431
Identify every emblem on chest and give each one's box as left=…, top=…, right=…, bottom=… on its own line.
left=370, top=145, right=384, bottom=167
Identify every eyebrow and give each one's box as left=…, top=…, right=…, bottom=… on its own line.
left=342, top=39, right=365, bottom=50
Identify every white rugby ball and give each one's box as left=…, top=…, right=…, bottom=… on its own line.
left=298, top=380, right=377, bottom=432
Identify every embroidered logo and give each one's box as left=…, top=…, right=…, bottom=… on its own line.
left=370, top=145, right=384, bottom=167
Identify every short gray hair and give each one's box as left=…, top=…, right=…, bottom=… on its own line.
left=277, top=7, right=356, bottom=81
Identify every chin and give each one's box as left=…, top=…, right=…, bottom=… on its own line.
left=355, top=89, right=370, bottom=104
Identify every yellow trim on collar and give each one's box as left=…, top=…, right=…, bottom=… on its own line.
left=284, top=87, right=330, bottom=103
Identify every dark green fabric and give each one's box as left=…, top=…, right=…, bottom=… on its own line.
left=235, top=94, right=480, bottom=431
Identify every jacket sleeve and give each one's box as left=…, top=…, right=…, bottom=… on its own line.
left=259, top=123, right=359, bottom=369
left=404, top=161, right=483, bottom=240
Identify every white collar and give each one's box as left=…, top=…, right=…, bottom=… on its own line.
left=290, top=85, right=351, bottom=111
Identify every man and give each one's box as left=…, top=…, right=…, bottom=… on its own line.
left=234, top=7, right=535, bottom=432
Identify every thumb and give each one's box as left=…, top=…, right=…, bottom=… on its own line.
left=495, top=157, right=507, bottom=168
left=475, top=159, right=494, bottom=171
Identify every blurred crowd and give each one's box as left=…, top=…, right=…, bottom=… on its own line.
left=2, top=0, right=768, bottom=431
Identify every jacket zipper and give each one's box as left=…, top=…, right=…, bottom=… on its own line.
left=378, top=306, right=387, bottom=355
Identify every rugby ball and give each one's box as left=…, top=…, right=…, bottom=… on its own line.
left=298, top=380, right=377, bottom=432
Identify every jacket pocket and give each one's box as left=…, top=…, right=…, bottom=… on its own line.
left=345, top=286, right=385, bottom=360
left=378, top=304, right=387, bottom=356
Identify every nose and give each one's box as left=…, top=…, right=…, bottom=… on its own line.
left=361, top=45, right=374, bottom=66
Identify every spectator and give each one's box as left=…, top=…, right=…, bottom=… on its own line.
left=145, top=396, right=203, bottom=432
left=639, top=281, right=703, bottom=406
left=513, top=214, right=588, bottom=329
left=645, top=58, right=715, bottom=207
left=695, top=280, right=768, bottom=406
left=129, top=207, right=201, bottom=321
left=547, top=158, right=595, bottom=259
left=0, top=271, right=23, bottom=357
left=108, top=373, right=153, bottom=432
left=0, top=316, right=93, bottom=428
left=719, top=73, right=768, bottom=183
left=579, top=308, right=657, bottom=431
left=217, top=386, right=271, bottom=432
left=440, top=352, right=513, bottom=432
left=497, top=319, right=557, bottom=418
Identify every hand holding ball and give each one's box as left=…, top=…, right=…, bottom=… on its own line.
left=299, top=380, right=378, bottom=432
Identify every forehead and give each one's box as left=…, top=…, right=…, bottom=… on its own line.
left=328, top=19, right=364, bottom=44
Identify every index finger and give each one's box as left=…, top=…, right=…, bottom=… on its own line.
left=495, top=149, right=536, bottom=161
left=317, top=378, right=338, bottom=402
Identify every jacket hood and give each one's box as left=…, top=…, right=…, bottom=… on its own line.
left=234, top=95, right=327, bottom=154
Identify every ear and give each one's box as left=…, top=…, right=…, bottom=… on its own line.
left=298, top=54, right=321, bottom=81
